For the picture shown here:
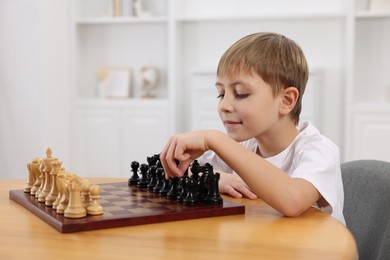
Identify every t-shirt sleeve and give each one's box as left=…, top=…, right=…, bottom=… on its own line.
left=196, top=151, right=233, bottom=173
left=290, top=140, right=344, bottom=218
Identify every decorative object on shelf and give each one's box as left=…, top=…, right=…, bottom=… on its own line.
left=121, top=0, right=134, bottom=17
left=110, top=0, right=134, bottom=17
left=370, top=0, right=390, bottom=11
left=140, top=66, right=159, bottom=99
left=111, top=0, right=121, bottom=17
left=98, top=68, right=132, bottom=98
left=133, top=0, right=152, bottom=17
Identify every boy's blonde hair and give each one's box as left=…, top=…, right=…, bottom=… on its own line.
left=217, top=32, right=309, bottom=125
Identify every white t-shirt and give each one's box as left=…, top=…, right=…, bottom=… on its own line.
left=197, top=122, right=346, bottom=225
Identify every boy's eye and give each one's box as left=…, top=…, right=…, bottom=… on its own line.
left=235, top=93, right=249, bottom=99
left=216, top=93, right=224, bottom=99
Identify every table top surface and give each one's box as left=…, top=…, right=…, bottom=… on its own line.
left=1, top=178, right=357, bottom=260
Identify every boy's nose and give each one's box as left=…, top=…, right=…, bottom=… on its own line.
left=218, top=96, right=234, bottom=112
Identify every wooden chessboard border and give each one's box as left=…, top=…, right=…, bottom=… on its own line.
left=9, top=182, right=245, bottom=233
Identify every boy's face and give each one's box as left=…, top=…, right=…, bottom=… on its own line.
left=215, top=72, right=283, bottom=142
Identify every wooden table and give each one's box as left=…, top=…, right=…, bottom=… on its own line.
left=1, top=178, right=357, bottom=259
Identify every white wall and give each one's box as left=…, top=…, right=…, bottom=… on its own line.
left=0, top=0, right=70, bottom=179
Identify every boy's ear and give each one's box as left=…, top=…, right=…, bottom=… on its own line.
left=279, top=87, right=299, bottom=115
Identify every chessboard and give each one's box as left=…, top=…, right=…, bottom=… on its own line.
left=9, top=181, right=245, bottom=233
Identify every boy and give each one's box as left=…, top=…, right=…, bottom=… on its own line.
left=160, top=32, right=345, bottom=225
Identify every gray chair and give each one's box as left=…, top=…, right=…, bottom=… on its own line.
left=341, top=160, right=390, bottom=260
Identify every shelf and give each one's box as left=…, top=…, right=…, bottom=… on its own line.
left=75, top=16, right=169, bottom=25
left=177, top=12, right=346, bottom=22
left=349, top=102, right=390, bottom=111
left=355, top=11, right=390, bottom=18
left=73, top=98, right=170, bottom=109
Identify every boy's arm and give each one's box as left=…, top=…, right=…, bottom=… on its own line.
left=206, top=130, right=321, bottom=217
left=160, top=129, right=321, bottom=217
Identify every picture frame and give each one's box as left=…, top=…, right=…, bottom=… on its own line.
left=98, top=68, right=132, bottom=98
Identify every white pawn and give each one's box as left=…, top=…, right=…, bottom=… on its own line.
left=87, top=185, right=104, bottom=215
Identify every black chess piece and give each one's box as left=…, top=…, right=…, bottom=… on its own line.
left=137, top=163, right=149, bottom=188
left=147, top=154, right=159, bottom=168
left=182, top=178, right=198, bottom=205
left=152, top=154, right=160, bottom=165
left=147, top=165, right=158, bottom=190
left=157, top=158, right=163, bottom=167
left=196, top=163, right=212, bottom=201
left=159, top=178, right=171, bottom=196
left=177, top=175, right=189, bottom=202
left=190, top=160, right=201, bottom=180
left=166, top=177, right=179, bottom=199
left=128, top=161, right=140, bottom=185
left=206, top=172, right=223, bottom=205
left=153, top=167, right=165, bottom=193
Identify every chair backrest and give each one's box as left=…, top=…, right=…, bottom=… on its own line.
left=341, top=160, right=390, bottom=260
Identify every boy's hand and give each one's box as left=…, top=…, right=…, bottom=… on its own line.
left=219, top=172, right=257, bottom=200
left=160, top=130, right=213, bottom=179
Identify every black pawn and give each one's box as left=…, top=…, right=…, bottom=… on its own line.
left=182, top=178, right=198, bottom=205
left=137, top=163, right=149, bottom=188
left=128, top=161, right=140, bottom=185
left=166, top=177, right=179, bottom=199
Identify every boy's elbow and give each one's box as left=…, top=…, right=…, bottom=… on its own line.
left=281, top=206, right=306, bottom=218
left=278, top=193, right=310, bottom=217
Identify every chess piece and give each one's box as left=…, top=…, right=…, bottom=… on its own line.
left=206, top=173, right=223, bottom=205
left=147, top=154, right=159, bottom=168
left=81, top=178, right=91, bottom=208
left=128, top=161, right=140, bottom=185
left=45, top=160, right=62, bottom=207
left=147, top=165, right=158, bottom=190
left=65, top=177, right=87, bottom=218
left=177, top=175, right=189, bottom=202
left=182, top=178, right=197, bottom=205
left=56, top=172, right=75, bottom=214
left=29, top=158, right=42, bottom=196
left=190, top=160, right=201, bottom=180
left=196, top=164, right=212, bottom=202
left=87, top=185, right=104, bottom=215
left=35, top=161, right=45, bottom=198
left=153, top=167, right=165, bottom=193
left=52, top=169, right=65, bottom=210
left=38, top=148, right=57, bottom=202
left=159, top=178, right=171, bottom=196
left=137, top=163, right=149, bottom=188
left=166, top=177, right=179, bottom=200
left=24, top=158, right=39, bottom=193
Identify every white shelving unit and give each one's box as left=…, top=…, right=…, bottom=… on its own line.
left=69, top=0, right=390, bottom=177
left=344, top=0, right=390, bottom=161
left=69, top=0, right=174, bottom=177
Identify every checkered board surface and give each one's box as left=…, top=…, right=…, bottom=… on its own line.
left=9, top=182, right=245, bottom=233
left=101, top=184, right=180, bottom=216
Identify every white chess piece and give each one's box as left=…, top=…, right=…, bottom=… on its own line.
left=64, top=177, right=87, bottom=218
left=87, top=185, right=104, bottom=215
